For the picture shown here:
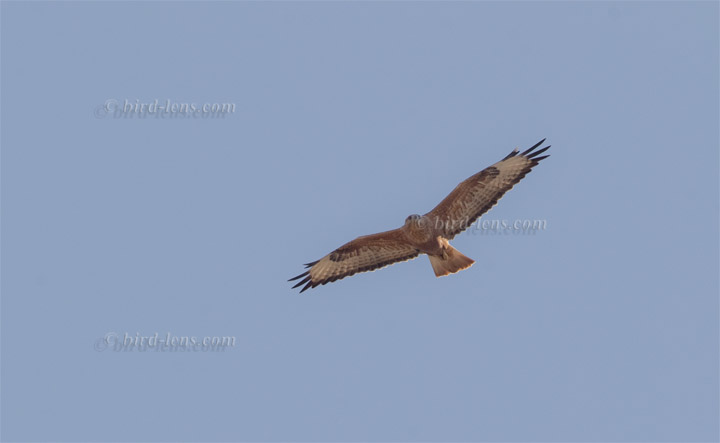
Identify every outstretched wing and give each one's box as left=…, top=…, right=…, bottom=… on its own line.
left=289, top=228, right=420, bottom=293
left=425, top=139, right=550, bottom=239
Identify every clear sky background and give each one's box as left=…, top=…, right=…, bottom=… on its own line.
left=1, top=1, right=718, bottom=442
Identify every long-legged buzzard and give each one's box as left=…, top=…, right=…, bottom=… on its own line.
left=289, top=139, right=550, bottom=292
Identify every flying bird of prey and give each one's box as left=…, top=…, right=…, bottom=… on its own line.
left=290, top=139, right=550, bottom=292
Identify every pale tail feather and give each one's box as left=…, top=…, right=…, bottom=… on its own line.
left=428, top=246, right=475, bottom=277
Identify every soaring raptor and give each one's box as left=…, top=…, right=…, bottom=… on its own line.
left=290, top=139, right=550, bottom=292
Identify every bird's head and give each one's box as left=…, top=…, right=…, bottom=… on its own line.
left=405, top=214, right=422, bottom=227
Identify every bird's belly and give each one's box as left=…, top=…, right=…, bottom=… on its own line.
left=415, top=236, right=447, bottom=256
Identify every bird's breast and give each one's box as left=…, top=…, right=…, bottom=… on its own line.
left=404, top=216, right=435, bottom=244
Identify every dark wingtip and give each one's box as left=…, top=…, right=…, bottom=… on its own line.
left=527, top=145, right=550, bottom=159
left=299, top=281, right=313, bottom=293
left=288, top=270, right=309, bottom=282
left=520, top=138, right=547, bottom=156
left=291, top=275, right=312, bottom=289
left=502, top=148, right=519, bottom=161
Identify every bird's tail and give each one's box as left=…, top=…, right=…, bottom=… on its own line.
left=428, top=245, right=475, bottom=277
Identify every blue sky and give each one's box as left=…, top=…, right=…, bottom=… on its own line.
left=1, top=1, right=718, bottom=441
